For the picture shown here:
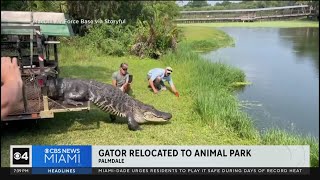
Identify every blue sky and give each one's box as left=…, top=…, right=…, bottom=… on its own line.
left=176, top=1, right=241, bottom=6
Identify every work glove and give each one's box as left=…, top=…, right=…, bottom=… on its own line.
left=175, top=91, right=180, bottom=97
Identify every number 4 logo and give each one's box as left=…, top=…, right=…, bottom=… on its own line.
left=10, top=145, right=32, bottom=167
left=14, top=152, right=29, bottom=160
left=21, top=152, right=29, bottom=160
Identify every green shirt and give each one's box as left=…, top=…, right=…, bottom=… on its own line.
left=112, top=71, right=129, bottom=87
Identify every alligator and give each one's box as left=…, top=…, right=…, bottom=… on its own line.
left=45, top=78, right=172, bottom=131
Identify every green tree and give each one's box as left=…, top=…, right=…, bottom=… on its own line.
left=185, top=0, right=209, bottom=8
left=131, top=5, right=181, bottom=59
left=140, top=1, right=179, bottom=22
left=220, top=0, right=232, bottom=7
left=1, top=0, right=25, bottom=11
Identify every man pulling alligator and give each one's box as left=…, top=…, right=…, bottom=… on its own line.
left=45, top=77, right=172, bottom=131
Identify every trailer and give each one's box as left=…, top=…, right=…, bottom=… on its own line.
left=1, top=11, right=90, bottom=121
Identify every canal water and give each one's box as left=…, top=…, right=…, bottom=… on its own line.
left=203, top=27, right=319, bottom=138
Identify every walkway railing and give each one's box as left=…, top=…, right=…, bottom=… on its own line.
left=175, top=5, right=317, bottom=23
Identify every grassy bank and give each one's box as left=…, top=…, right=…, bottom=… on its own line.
left=1, top=24, right=318, bottom=167
left=164, top=42, right=319, bottom=167
left=163, top=43, right=259, bottom=139
left=176, top=25, right=319, bottom=166
left=179, top=26, right=234, bottom=52
left=178, top=20, right=319, bottom=28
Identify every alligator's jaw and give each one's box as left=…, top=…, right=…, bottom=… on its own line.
left=143, top=112, right=172, bottom=122
left=145, top=118, right=168, bottom=122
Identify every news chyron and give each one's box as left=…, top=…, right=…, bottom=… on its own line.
left=10, top=145, right=92, bottom=175
left=9, top=145, right=310, bottom=175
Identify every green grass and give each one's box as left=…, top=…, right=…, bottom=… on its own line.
left=176, top=25, right=319, bottom=167
left=164, top=44, right=259, bottom=139
left=179, top=26, right=234, bottom=52
left=166, top=43, right=319, bottom=166
left=261, top=129, right=319, bottom=167
left=178, top=20, right=319, bottom=28
left=1, top=43, right=258, bottom=167
left=1, top=23, right=318, bottom=167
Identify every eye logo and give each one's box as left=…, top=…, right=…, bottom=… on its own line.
left=13, top=152, right=20, bottom=160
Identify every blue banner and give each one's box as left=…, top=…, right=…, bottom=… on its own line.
left=32, top=145, right=92, bottom=168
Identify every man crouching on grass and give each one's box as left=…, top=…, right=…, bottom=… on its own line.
left=112, top=63, right=132, bottom=94
left=147, top=66, right=179, bottom=97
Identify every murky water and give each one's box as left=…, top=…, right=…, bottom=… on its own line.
left=203, top=27, right=319, bottom=138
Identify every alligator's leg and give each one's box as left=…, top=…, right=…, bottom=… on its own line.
left=127, top=112, right=142, bottom=131
left=110, top=114, right=116, bottom=122
left=63, top=90, right=87, bottom=106
left=63, top=99, right=84, bottom=106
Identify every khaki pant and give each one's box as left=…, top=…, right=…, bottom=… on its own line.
left=147, top=75, right=165, bottom=90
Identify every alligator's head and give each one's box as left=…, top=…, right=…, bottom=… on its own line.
left=133, top=103, right=172, bottom=123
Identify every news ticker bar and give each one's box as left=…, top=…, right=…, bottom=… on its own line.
left=10, top=145, right=310, bottom=168
left=10, top=167, right=310, bottom=175
left=9, top=145, right=311, bottom=175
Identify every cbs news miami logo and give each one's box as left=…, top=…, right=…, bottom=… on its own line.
left=10, top=145, right=92, bottom=168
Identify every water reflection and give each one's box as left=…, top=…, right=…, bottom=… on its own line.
left=278, top=28, right=319, bottom=75
left=203, top=27, right=319, bottom=138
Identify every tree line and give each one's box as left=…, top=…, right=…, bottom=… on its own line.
left=1, top=1, right=181, bottom=59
